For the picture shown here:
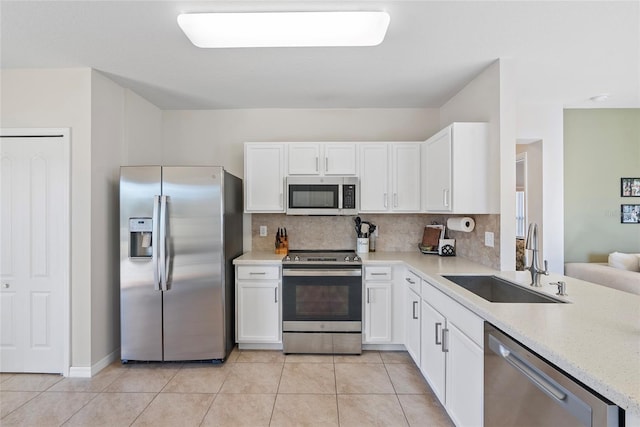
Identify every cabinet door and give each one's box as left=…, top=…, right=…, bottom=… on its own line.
left=237, top=281, right=280, bottom=343
left=423, top=129, right=452, bottom=212
left=405, top=288, right=421, bottom=365
left=420, top=300, right=446, bottom=403
left=245, top=144, right=285, bottom=212
left=288, top=143, right=321, bottom=175
left=445, top=323, right=483, bottom=427
left=359, top=144, right=389, bottom=212
left=324, top=143, right=357, bottom=175
left=364, top=282, right=392, bottom=343
left=392, top=143, right=421, bottom=212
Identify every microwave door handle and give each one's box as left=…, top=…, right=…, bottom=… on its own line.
left=338, top=184, right=343, bottom=210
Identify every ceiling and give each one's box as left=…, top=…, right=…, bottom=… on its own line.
left=2, top=1, right=639, bottom=110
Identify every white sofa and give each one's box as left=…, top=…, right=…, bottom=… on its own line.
left=565, top=252, right=640, bottom=295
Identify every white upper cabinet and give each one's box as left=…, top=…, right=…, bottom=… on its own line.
left=287, top=143, right=357, bottom=176
left=360, top=143, right=421, bottom=213
left=244, top=143, right=285, bottom=212
left=391, top=143, right=421, bottom=212
left=422, top=122, right=497, bottom=214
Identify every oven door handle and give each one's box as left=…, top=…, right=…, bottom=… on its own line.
left=283, top=269, right=362, bottom=277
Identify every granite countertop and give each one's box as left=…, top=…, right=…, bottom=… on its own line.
left=233, top=251, right=640, bottom=417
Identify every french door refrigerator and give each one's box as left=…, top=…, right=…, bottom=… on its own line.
left=120, top=166, right=242, bottom=362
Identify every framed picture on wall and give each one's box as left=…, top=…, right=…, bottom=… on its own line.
left=621, top=177, right=640, bottom=197
left=621, top=204, right=640, bottom=223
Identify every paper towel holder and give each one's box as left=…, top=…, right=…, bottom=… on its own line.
left=446, top=216, right=475, bottom=232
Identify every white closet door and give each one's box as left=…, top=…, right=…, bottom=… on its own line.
left=1, top=132, right=69, bottom=373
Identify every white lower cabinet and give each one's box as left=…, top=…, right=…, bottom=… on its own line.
left=236, top=265, right=281, bottom=344
left=404, top=270, right=422, bottom=365
left=446, top=322, right=484, bottom=427
left=420, top=300, right=446, bottom=402
left=363, top=266, right=393, bottom=344
left=420, top=280, right=484, bottom=427
left=364, top=282, right=392, bottom=343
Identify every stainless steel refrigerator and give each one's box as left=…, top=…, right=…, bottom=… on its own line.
left=119, top=166, right=243, bottom=362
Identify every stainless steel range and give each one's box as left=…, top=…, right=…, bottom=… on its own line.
left=282, top=250, right=362, bottom=354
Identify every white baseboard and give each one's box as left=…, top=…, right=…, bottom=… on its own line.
left=68, top=348, right=120, bottom=378
left=68, top=366, right=92, bottom=378
left=362, top=344, right=406, bottom=351
left=238, top=343, right=283, bottom=350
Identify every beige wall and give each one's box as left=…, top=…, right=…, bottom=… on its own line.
left=1, top=68, right=94, bottom=367
left=439, top=59, right=514, bottom=270
left=1, top=68, right=163, bottom=372
left=90, top=71, right=124, bottom=366
left=564, top=109, right=640, bottom=262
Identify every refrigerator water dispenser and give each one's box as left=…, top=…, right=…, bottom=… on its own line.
left=129, top=217, right=153, bottom=258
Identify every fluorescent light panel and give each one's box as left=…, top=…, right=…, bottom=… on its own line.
left=177, top=11, right=390, bottom=48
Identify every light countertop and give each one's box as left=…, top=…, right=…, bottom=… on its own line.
left=233, top=251, right=640, bottom=417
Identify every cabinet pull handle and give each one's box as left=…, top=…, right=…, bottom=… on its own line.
left=367, top=288, right=371, bottom=304
left=412, top=301, right=418, bottom=319
left=280, top=193, right=283, bottom=208
left=371, top=272, right=387, bottom=276
left=316, top=157, right=319, bottom=172
left=405, top=277, right=415, bottom=284
left=383, top=193, right=388, bottom=208
left=250, top=272, right=266, bottom=275
left=325, top=157, right=328, bottom=172
left=442, top=328, right=449, bottom=352
left=435, top=322, right=442, bottom=345
left=394, top=193, right=398, bottom=207
left=275, top=286, right=278, bottom=303
left=443, top=189, right=449, bottom=208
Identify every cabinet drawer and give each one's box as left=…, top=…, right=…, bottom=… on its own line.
left=404, top=270, right=421, bottom=294
left=422, top=281, right=483, bottom=347
left=237, top=265, right=280, bottom=280
left=365, top=266, right=392, bottom=281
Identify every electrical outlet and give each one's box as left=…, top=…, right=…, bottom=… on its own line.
left=259, top=225, right=267, bottom=237
left=485, top=231, right=494, bottom=247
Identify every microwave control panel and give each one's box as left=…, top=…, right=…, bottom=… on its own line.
left=343, top=185, right=357, bottom=209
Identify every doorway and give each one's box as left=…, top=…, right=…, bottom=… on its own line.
left=516, top=140, right=543, bottom=271
left=0, top=129, right=70, bottom=375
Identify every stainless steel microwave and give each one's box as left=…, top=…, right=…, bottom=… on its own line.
left=286, top=176, right=359, bottom=215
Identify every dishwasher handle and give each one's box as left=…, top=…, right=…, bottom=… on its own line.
left=490, top=335, right=567, bottom=402
left=488, top=333, right=597, bottom=427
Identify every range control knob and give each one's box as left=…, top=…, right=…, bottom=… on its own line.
left=344, top=256, right=351, bottom=262
left=353, top=255, right=361, bottom=262
left=294, top=255, right=300, bottom=262
left=284, top=255, right=291, bottom=262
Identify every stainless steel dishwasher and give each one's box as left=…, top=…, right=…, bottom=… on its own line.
left=484, top=323, right=620, bottom=426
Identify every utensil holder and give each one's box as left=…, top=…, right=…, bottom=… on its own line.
left=356, top=238, right=369, bottom=253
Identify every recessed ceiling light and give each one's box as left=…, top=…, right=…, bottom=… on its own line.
left=177, top=11, right=390, bottom=48
left=589, top=94, right=610, bottom=102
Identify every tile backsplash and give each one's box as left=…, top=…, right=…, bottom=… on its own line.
left=251, top=213, right=500, bottom=269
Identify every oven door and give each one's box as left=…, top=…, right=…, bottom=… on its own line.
left=282, top=267, right=362, bottom=325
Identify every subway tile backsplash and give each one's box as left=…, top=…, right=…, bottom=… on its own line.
left=251, top=213, right=500, bottom=270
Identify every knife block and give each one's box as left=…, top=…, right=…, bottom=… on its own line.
left=275, top=236, right=288, bottom=254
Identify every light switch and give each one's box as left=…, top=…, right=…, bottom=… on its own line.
left=259, top=225, right=267, bottom=237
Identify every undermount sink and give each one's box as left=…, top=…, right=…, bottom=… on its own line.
left=443, top=275, right=566, bottom=303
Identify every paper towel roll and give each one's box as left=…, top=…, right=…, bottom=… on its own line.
left=447, top=217, right=475, bottom=232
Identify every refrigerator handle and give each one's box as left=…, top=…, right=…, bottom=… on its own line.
left=159, top=195, right=169, bottom=291
left=152, top=195, right=161, bottom=291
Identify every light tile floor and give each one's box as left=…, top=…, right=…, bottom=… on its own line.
left=0, top=349, right=454, bottom=426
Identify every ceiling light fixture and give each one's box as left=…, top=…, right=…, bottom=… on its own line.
left=177, top=11, right=390, bottom=48
left=589, top=94, right=610, bottom=102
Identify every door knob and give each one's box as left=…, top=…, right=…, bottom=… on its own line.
left=2, top=283, right=9, bottom=289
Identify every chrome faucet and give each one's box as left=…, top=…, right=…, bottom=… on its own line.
left=525, top=223, right=548, bottom=286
